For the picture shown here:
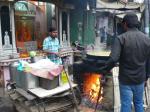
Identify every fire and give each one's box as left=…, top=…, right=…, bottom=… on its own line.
left=83, top=73, right=103, bottom=104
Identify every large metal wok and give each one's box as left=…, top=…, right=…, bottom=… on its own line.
left=86, top=50, right=110, bottom=59
left=73, top=50, right=110, bottom=74
left=83, top=50, right=110, bottom=67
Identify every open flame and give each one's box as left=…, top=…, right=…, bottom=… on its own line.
left=83, top=73, right=103, bottom=104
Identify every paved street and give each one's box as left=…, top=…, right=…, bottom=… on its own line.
left=0, top=87, right=150, bottom=112
left=146, top=107, right=150, bottom=112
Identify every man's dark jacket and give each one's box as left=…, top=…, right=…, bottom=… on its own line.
left=105, top=28, right=150, bottom=85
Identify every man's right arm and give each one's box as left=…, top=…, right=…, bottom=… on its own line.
left=99, top=37, right=121, bottom=73
left=107, top=37, right=121, bottom=64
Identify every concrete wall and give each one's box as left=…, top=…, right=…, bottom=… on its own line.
left=68, top=0, right=96, bottom=45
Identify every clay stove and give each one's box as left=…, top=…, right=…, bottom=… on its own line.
left=73, top=51, right=120, bottom=112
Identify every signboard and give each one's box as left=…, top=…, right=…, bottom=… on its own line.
left=24, top=41, right=37, bottom=51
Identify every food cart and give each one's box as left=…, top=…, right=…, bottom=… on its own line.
left=6, top=50, right=81, bottom=112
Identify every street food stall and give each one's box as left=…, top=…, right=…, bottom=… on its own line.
left=7, top=56, right=80, bottom=112
left=0, top=0, right=149, bottom=112
left=0, top=1, right=79, bottom=111
left=0, top=0, right=73, bottom=88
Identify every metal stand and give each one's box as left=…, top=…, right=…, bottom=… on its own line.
left=63, top=66, right=80, bottom=112
left=0, top=66, right=5, bottom=96
left=94, top=75, right=103, bottom=112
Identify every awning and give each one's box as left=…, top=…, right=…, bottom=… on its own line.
left=96, top=0, right=145, bottom=12
left=0, top=0, right=61, bottom=4
left=115, top=13, right=142, bottom=21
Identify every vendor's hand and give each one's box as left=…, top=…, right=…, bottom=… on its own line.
left=97, top=66, right=108, bottom=75
left=45, top=51, right=61, bottom=57
left=55, top=52, right=61, bottom=57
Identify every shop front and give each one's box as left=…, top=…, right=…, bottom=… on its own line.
left=0, top=0, right=74, bottom=89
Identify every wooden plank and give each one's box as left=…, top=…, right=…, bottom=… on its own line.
left=16, top=88, right=36, bottom=101
left=147, top=79, right=150, bottom=105
left=45, top=102, right=72, bottom=112
left=145, top=88, right=149, bottom=105
left=9, top=92, right=22, bottom=100
left=143, top=90, right=148, bottom=110
left=112, top=67, right=120, bottom=112
left=28, top=83, right=77, bottom=98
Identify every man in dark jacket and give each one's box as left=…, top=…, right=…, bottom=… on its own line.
left=103, top=13, right=150, bottom=112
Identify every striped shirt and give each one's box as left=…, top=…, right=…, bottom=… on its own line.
left=43, top=36, right=62, bottom=64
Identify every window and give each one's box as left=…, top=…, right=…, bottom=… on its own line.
left=15, top=2, right=28, bottom=11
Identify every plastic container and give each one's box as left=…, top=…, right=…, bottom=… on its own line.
left=18, top=71, right=39, bottom=90
left=9, top=62, right=21, bottom=85
left=61, top=70, right=68, bottom=84
left=39, top=76, right=59, bottom=90
left=9, top=63, right=39, bottom=90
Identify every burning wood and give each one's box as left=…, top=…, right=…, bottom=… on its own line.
left=81, top=73, right=114, bottom=111
left=82, top=73, right=104, bottom=109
